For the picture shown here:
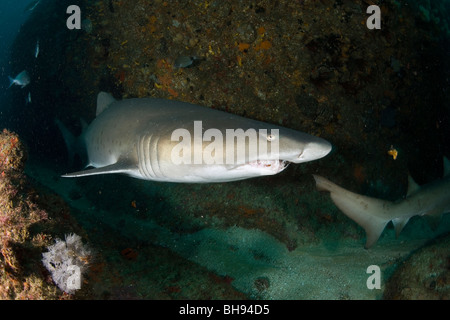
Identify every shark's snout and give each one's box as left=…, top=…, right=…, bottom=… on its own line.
left=296, top=139, right=332, bottom=163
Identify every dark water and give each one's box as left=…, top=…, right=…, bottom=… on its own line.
left=0, top=0, right=34, bottom=108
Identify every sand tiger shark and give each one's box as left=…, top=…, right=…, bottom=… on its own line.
left=57, top=92, right=331, bottom=183
left=313, top=158, right=450, bottom=248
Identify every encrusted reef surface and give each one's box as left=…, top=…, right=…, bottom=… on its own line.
left=0, top=129, right=68, bottom=299
left=384, top=234, right=450, bottom=299
left=3, top=0, right=450, bottom=299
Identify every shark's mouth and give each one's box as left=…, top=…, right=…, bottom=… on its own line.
left=247, top=160, right=290, bottom=172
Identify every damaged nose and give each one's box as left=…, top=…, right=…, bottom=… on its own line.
left=297, top=140, right=332, bottom=162
left=313, top=140, right=332, bottom=159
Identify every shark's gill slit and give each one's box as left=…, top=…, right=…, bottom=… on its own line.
left=137, top=134, right=147, bottom=178
left=151, top=135, right=162, bottom=178
left=138, top=134, right=155, bottom=179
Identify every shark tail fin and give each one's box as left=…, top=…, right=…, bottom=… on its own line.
left=313, top=175, right=392, bottom=249
left=55, top=118, right=87, bottom=168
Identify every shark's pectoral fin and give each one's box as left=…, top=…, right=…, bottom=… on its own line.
left=62, top=158, right=137, bottom=178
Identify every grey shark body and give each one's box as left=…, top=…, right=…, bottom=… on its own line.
left=58, top=92, right=331, bottom=183
left=313, top=158, right=450, bottom=248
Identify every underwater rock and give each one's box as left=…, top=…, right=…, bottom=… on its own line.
left=295, top=93, right=333, bottom=126
left=236, top=23, right=256, bottom=43
left=0, top=129, right=27, bottom=174
left=0, top=130, right=90, bottom=299
left=295, top=93, right=319, bottom=118
left=81, top=19, right=93, bottom=34
left=384, top=234, right=450, bottom=299
left=0, top=130, right=56, bottom=299
left=254, top=276, right=270, bottom=294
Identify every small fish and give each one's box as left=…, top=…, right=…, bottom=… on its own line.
left=174, top=55, right=199, bottom=68
left=35, top=39, right=39, bottom=58
left=24, top=0, right=41, bottom=12
left=8, top=70, right=30, bottom=88
left=26, top=92, right=32, bottom=104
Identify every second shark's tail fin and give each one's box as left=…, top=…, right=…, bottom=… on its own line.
left=313, top=175, right=394, bottom=249
left=55, top=119, right=87, bottom=168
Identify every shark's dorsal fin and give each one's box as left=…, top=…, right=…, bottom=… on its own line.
left=62, top=158, right=137, bottom=178
left=406, top=175, right=420, bottom=196
left=96, top=92, right=117, bottom=116
left=444, top=157, right=450, bottom=177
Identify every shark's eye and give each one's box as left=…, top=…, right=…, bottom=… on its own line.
left=267, top=134, right=276, bottom=142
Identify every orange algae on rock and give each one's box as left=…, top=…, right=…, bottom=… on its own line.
left=238, top=43, right=250, bottom=52
left=0, top=129, right=26, bottom=175
left=258, top=40, right=272, bottom=50
left=0, top=129, right=86, bottom=299
left=0, top=130, right=55, bottom=299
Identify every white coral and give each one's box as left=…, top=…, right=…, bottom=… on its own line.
left=42, top=233, right=91, bottom=294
